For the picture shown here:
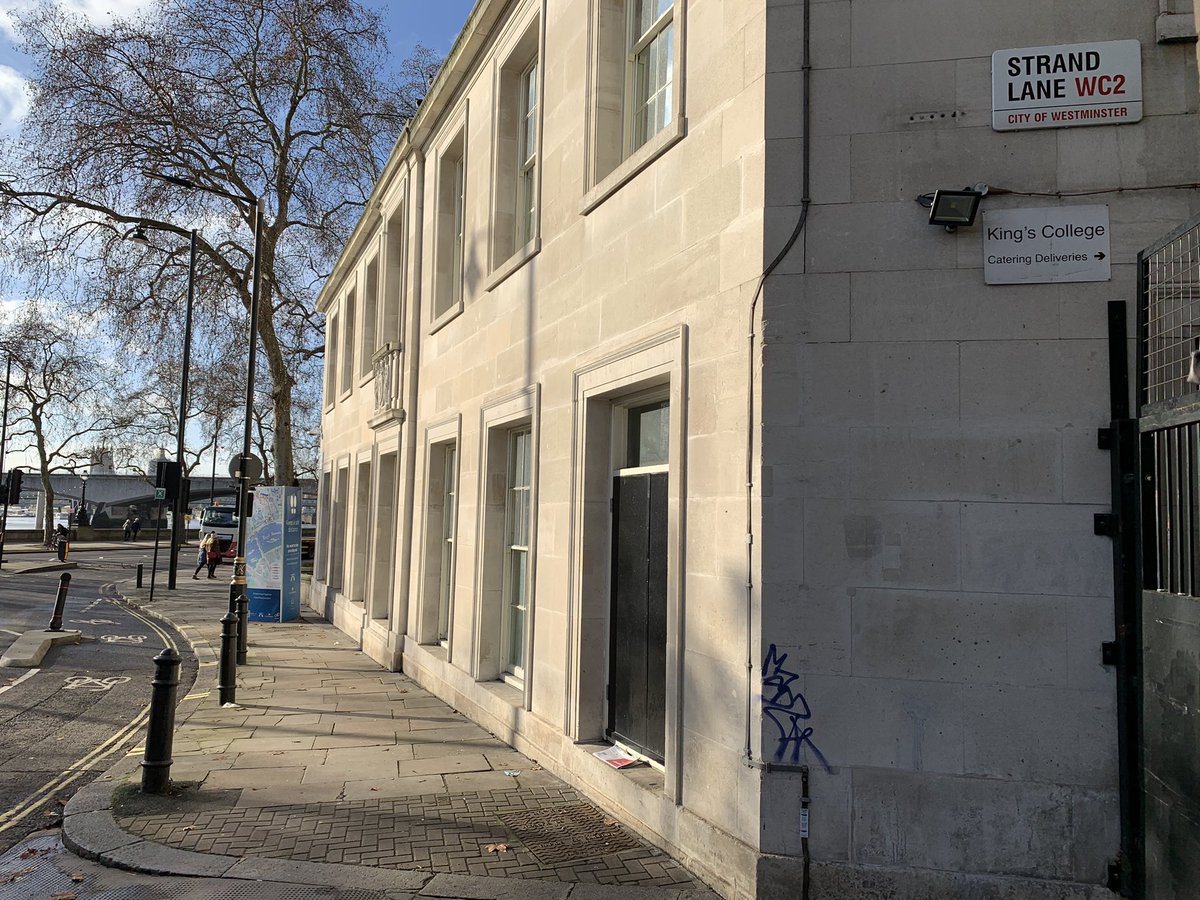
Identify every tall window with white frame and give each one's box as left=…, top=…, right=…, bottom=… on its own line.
left=324, top=314, right=339, bottom=406
left=502, top=428, right=532, bottom=682
left=629, top=0, right=673, bottom=151
left=360, top=256, right=378, bottom=379
left=435, top=131, right=467, bottom=319
left=450, top=159, right=464, bottom=307
left=437, top=444, right=457, bottom=646
left=339, top=289, right=356, bottom=395
left=516, top=59, right=538, bottom=249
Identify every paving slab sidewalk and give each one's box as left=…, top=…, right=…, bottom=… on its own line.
left=61, top=564, right=718, bottom=900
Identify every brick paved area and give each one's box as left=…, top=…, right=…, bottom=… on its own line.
left=86, top=580, right=719, bottom=898
left=117, top=785, right=702, bottom=888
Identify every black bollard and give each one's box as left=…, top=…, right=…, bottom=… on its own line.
left=236, top=591, right=248, bottom=666
left=136, top=563, right=144, bottom=588
left=141, top=647, right=181, bottom=794
left=218, top=611, right=238, bottom=705
left=47, top=573, right=71, bottom=632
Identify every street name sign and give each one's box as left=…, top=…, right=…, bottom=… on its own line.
left=992, top=39, right=1142, bottom=131
left=982, top=205, right=1111, bottom=285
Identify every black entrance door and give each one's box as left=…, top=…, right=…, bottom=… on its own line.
left=608, top=471, right=667, bottom=762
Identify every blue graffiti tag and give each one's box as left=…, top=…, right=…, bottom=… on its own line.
left=762, top=644, right=831, bottom=772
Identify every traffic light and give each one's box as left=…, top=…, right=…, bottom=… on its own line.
left=154, top=459, right=182, bottom=501
left=6, top=469, right=22, bottom=505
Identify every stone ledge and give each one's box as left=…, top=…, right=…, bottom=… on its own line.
left=1157, top=11, right=1197, bottom=42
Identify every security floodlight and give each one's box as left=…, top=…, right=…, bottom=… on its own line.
left=928, top=189, right=983, bottom=229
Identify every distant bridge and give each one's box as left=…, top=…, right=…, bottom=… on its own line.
left=23, top=473, right=241, bottom=528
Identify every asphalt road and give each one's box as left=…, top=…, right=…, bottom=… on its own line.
left=0, top=547, right=198, bottom=853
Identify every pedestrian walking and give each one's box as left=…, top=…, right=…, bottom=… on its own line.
left=192, top=533, right=214, bottom=579
left=131, top=516, right=141, bottom=541
left=206, top=534, right=221, bottom=578
left=122, top=517, right=132, bottom=541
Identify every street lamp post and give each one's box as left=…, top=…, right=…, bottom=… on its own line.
left=210, top=413, right=219, bottom=505
left=129, top=224, right=198, bottom=591
left=77, top=471, right=89, bottom=528
left=170, top=230, right=197, bottom=589
left=147, top=171, right=262, bottom=673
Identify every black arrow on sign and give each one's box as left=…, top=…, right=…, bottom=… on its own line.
left=1094, top=252, right=1107, bottom=260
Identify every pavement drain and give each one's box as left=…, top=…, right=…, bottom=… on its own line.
left=497, top=803, right=642, bottom=866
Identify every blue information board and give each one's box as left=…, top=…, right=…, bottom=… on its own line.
left=246, top=486, right=302, bottom=623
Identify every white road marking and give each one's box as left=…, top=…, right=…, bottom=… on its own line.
left=0, top=669, right=39, bottom=696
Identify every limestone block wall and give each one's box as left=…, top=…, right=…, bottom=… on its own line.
left=758, top=0, right=1200, bottom=896
left=305, top=0, right=778, bottom=897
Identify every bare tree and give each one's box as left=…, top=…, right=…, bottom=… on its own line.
left=0, top=0, right=440, bottom=483
left=0, top=303, right=136, bottom=542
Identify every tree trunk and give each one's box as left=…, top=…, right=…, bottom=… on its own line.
left=257, top=297, right=296, bottom=485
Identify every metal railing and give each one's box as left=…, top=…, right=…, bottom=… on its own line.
left=1140, top=213, right=1200, bottom=407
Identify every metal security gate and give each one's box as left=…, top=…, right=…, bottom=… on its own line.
left=1110, top=214, right=1200, bottom=899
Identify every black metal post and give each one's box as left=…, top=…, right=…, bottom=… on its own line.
left=47, top=572, right=70, bottom=632
left=136, top=563, right=144, bottom=588
left=230, top=198, right=264, bottom=668
left=1109, top=297, right=1147, bottom=898
left=236, top=591, right=248, bottom=665
left=141, top=647, right=181, bottom=793
left=218, top=611, right=238, bottom=705
left=77, top=474, right=88, bottom=528
left=0, top=356, right=11, bottom=571
left=148, top=500, right=164, bottom=602
left=168, top=230, right=198, bottom=592
left=210, top=411, right=220, bottom=506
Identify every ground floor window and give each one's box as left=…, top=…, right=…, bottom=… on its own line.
left=502, top=428, right=532, bottom=681
left=438, top=444, right=457, bottom=645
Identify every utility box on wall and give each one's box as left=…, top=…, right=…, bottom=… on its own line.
left=246, top=485, right=302, bottom=623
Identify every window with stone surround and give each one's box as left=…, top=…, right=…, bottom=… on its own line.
left=490, top=17, right=542, bottom=278
left=359, top=254, right=379, bottom=379
left=475, top=387, right=539, bottom=696
left=339, top=288, right=356, bottom=396
left=324, top=312, right=339, bottom=408
left=419, top=416, right=462, bottom=651
left=433, top=126, right=467, bottom=325
left=584, top=0, right=685, bottom=208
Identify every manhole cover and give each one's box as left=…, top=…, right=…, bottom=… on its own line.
left=498, top=803, right=641, bottom=865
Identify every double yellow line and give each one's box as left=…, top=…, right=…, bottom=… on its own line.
left=0, top=590, right=181, bottom=834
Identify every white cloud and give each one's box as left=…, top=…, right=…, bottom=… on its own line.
left=0, top=63, right=27, bottom=132
left=0, top=1, right=155, bottom=42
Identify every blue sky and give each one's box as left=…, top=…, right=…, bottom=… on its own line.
left=0, top=0, right=476, bottom=131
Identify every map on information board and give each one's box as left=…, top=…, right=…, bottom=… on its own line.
left=246, top=486, right=301, bottom=622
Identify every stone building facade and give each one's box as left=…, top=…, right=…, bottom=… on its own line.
left=311, top=0, right=1200, bottom=897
